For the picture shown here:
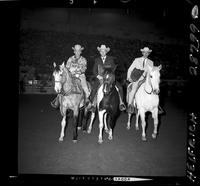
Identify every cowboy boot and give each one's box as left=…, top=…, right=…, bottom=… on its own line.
left=116, top=86, right=126, bottom=111
left=51, top=95, right=60, bottom=109
left=85, top=97, right=91, bottom=106
left=158, top=105, right=165, bottom=115
left=119, top=95, right=126, bottom=111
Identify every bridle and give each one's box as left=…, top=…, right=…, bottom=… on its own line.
left=103, top=72, right=115, bottom=95
left=144, top=71, right=159, bottom=95
left=144, top=75, right=153, bottom=95
left=53, top=70, right=64, bottom=90
left=54, top=80, right=62, bottom=83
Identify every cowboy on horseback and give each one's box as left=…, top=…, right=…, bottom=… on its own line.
left=89, top=44, right=126, bottom=111
left=126, top=47, right=154, bottom=113
left=51, top=44, right=90, bottom=108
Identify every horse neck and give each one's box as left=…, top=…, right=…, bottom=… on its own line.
left=62, top=69, right=73, bottom=92
left=106, top=82, right=115, bottom=94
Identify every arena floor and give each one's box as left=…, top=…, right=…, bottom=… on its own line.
left=18, top=93, right=187, bottom=177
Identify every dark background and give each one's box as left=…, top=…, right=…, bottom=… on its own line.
left=4, top=0, right=197, bottom=184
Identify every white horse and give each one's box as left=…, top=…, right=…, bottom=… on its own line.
left=126, top=65, right=162, bottom=141
left=52, top=62, right=89, bottom=142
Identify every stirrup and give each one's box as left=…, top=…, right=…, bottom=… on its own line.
left=50, top=97, right=59, bottom=109
left=119, top=103, right=126, bottom=111
left=51, top=101, right=59, bottom=109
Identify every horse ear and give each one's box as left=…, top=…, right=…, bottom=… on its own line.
left=53, top=62, right=56, bottom=68
left=158, top=65, right=162, bottom=70
left=60, top=63, right=65, bottom=70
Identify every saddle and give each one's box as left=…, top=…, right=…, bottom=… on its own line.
left=127, top=76, right=146, bottom=97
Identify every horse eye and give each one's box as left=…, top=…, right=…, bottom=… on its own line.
left=150, top=75, right=153, bottom=78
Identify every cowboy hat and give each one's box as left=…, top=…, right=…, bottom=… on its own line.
left=97, top=45, right=110, bottom=53
left=140, top=47, right=152, bottom=53
left=72, top=44, right=84, bottom=51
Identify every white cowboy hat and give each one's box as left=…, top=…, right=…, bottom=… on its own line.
left=97, top=45, right=110, bottom=53
left=72, top=44, right=84, bottom=51
left=140, top=47, right=152, bottom=53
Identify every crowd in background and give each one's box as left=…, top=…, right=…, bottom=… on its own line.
left=19, top=29, right=188, bottom=91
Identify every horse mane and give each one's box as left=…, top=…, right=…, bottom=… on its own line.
left=60, top=67, right=73, bottom=92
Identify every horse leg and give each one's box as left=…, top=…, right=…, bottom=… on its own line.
left=140, top=109, right=147, bottom=141
left=152, top=107, right=159, bottom=139
left=72, top=108, right=79, bottom=143
left=108, top=128, right=113, bottom=140
left=82, top=108, right=89, bottom=132
left=108, top=115, right=114, bottom=140
left=104, top=112, right=109, bottom=133
left=87, top=111, right=95, bottom=133
left=59, top=115, right=66, bottom=142
left=77, top=107, right=84, bottom=131
left=135, top=109, right=139, bottom=130
left=98, top=110, right=105, bottom=144
left=126, top=113, right=132, bottom=130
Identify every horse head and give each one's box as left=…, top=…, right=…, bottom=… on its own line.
left=147, top=65, right=162, bottom=95
left=52, top=62, right=71, bottom=93
left=52, top=62, right=63, bottom=93
left=102, top=66, right=116, bottom=95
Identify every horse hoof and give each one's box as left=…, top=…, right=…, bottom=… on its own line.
left=87, top=129, right=91, bottom=134
left=135, top=126, right=139, bottom=131
left=108, top=136, right=113, bottom=140
left=98, top=139, right=103, bottom=144
left=83, top=130, right=87, bottom=133
left=73, top=140, right=77, bottom=143
left=59, top=138, right=63, bottom=142
left=126, top=126, right=130, bottom=130
left=142, top=136, right=147, bottom=141
left=77, top=127, right=81, bottom=130
left=105, top=129, right=109, bottom=133
left=152, top=133, right=157, bottom=139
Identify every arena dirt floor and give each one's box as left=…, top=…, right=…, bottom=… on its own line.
left=18, top=92, right=187, bottom=177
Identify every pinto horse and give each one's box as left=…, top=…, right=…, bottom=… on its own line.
left=126, top=65, right=162, bottom=141
left=52, top=62, right=90, bottom=142
left=91, top=67, right=120, bottom=144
